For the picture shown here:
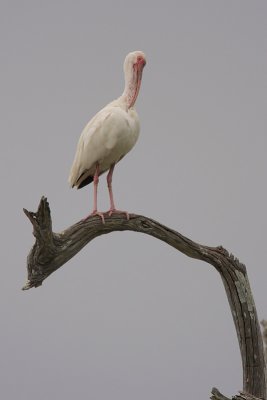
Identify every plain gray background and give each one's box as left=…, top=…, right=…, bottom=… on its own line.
left=1, top=1, right=267, bottom=399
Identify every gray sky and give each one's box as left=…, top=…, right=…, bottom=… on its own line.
left=1, top=1, right=267, bottom=399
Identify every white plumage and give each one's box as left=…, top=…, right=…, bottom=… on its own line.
left=68, top=98, right=140, bottom=188
left=69, top=51, right=146, bottom=221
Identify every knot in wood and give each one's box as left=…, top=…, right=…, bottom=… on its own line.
left=140, top=219, right=151, bottom=230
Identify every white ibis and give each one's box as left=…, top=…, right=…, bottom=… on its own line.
left=69, top=51, right=146, bottom=222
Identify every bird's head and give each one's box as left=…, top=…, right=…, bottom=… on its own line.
left=124, top=51, right=146, bottom=72
left=123, top=51, right=146, bottom=108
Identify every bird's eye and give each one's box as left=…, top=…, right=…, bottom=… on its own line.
left=136, top=55, right=146, bottom=66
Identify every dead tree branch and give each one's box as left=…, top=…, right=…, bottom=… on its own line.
left=261, top=320, right=267, bottom=363
left=211, top=388, right=264, bottom=400
left=23, top=196, right=266, bottom=399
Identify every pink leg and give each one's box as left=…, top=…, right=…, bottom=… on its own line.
left=107, top=163, right=116, bottom=210
left=92, top=163, right=100, bottom=213
left=84, top=163, right=105, bottom=223
left=107, top=163, right=129, bottom=220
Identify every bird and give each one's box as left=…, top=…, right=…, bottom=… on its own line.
left=68, top=50, right=146, bottom=223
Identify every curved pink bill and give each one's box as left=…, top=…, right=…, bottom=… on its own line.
left=129, top=59, right=145, bottom=108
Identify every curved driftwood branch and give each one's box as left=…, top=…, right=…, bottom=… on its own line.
left=211, top=388, right=264, bottom=400
left=261, top=320, right=267, bottom=362
left=23, top=197, right=266, bottom=399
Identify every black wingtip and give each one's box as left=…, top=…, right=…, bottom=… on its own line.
left=77, top=175, right=94, bottom=189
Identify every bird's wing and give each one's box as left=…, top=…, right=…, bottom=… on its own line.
left=68, top=105, right=129, bottom=187
left=68, top=108, right=111, bottom=187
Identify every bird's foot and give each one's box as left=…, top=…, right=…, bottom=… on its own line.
left=107, top=208, right=130, bottom=220
left=83, top=210, right=105, bottom=224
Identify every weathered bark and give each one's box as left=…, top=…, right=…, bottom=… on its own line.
left=261, top=320, right=267, bottom=362
left=211, top=387, right=232, bottom=400
left=23, top=197, right=266, bottom=399
left=211, top=387, right=264, bottom=400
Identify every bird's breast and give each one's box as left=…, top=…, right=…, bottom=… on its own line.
left=103, top=108, right=140, bottom=156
